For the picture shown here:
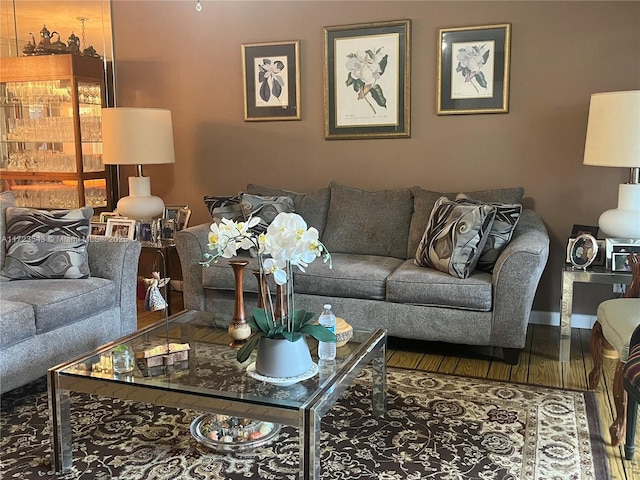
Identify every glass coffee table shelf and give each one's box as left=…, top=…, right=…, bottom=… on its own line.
left=48, top=309, right=387, bottom=480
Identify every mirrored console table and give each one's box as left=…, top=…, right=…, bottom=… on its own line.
left=560, top=265, right=632, bottom=362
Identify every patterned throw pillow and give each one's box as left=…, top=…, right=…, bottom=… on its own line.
left=240, top=193, right=295, bottom=234
left=0, top=206, right=93, bottom=281
left=415, top=197, right=496, bottom=279
left=203, top=195, right=245, bottom=223
left=455, top=194, right=522, bottom=273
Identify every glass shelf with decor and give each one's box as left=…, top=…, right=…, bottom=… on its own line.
left=0, top=55, right=113, bottom=212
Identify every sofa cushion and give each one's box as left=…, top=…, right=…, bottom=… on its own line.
left=0, top=300, right=35, bottom=348
left=408, top=186, right=525, bottom=259
left=240, top=193, right=295, bottom=234
left=294, top=253, right=403, bottom=300
left=387, top=260, right=493, bottom=311
left=0, top=277, right=116, bottom=333
left=201, top=252, right=400, bottom=301
left=415, top=197, right=496, bottom=279
left=1, top=206, right=92, bottom=281
left=455, top=194, right=522, bottom=273
left=0, top=191, right=17, bottom=270
left=322, top=182, right=413, bottom=259
left=204, top=195, right=245, bottom=223
left=246, top=184, right=331, bottom=238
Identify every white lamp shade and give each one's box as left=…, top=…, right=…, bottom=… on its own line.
left=102, top=107, right=176, bottom=166
left=583, top=90, right=640, bottom=168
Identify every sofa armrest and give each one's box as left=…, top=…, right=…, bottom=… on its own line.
left=87, top=237, right=142, bottom=335
left=174, top=223, right=211, bottom=311
left=490, top=209, right=550, bottom=348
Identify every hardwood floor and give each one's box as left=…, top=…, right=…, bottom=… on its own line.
left=138, top=293, right=638, bottom=480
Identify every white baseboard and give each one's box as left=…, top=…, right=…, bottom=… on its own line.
left=529, top=310, right=596, bottom=330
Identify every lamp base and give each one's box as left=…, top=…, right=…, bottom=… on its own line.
left=599, top=183, right=640, bottom=238
left=115, top=176, right=165, bottom=220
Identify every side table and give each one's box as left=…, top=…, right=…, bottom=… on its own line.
left=560, top=265, right=632, bottom=362
left=140, top=240, right=177, bottom=316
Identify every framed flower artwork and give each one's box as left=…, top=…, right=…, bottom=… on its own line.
left=323, top=20, right=411, bottom=140
left=437, top=23, right=511, bottom=115
left=242, top=40, right=301, bottom=121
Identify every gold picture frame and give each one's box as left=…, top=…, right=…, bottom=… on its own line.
left=242, top=40, right=301, bottom=121
left=323, top=19, right=411, bottom=140
left=437, top=23, right=511, bottom=115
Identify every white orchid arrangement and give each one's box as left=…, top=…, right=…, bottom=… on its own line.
left=202, top=212, right=335, bottom=362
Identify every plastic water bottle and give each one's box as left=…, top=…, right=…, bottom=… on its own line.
left=318, top=304, right=336, bottom=360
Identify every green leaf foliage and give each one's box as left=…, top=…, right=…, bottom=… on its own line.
left=292, top=309, right=315, bottom=332
left=282, top=331, right=303, bottom=342
left=236, top=333, right=263, bottom=363
left=370, top=84, right=387, bottom=108
left=252, top=308, right=274, bottom=334
left=379, top=54, right=388, bottom=76
left=300, top=323, right=336, bottom=342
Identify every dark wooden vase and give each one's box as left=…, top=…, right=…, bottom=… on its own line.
left=228, top=259, right=251, bottom=348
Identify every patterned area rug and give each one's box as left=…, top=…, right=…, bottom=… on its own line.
left=1, top=368, right=609, bottom=479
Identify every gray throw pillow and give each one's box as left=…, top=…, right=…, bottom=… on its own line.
left=204, top=195, right=245, bottom=223
left=455, top=194, right=522, bottom=273
left=246, top=184, right=331, bottom=237
left=415, top=196, right=496, bottom=279
left=1, top=206, right=93, bottom=281
left=408, top=186, right=524, bottom=260
left=322, top=181, right=414, bottom=259
left=240, top=193, right=295, bottom=234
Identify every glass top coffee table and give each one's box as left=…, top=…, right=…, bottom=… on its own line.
left=48, top=309, right=387, bottom=480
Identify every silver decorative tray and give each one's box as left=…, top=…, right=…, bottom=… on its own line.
left=190, top=413, right=280, bottom=452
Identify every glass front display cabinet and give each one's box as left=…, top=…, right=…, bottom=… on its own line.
left=0, top=54, right=111, bottom=211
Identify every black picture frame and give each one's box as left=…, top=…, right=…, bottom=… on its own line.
left=437, top=23, right=511, bottom=115
left=323, top=19, right=411, bottom=140
left=242, top=40, right=301, bottom=121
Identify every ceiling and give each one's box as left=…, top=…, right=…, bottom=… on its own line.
left=0, top=0, right=112, bottom=59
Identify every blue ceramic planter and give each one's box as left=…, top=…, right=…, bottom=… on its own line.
left=255, top=336, right=312, bottom=378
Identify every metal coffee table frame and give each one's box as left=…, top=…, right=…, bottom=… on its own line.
left=48, top=310, right=387, bottom=480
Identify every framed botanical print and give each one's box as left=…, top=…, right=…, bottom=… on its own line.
left=437, top=23, right=511, bottom=115
left=242, top=40, right=301, bottom=121
left=324, top=19, right=411, bottom=139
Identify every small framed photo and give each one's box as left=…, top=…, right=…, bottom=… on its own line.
left=90, top=222, right=107, bottom=236
left=612, top=252, right=634, bottom=272
left=163, top=204, right=189, bottom=222
left=105, top=218, right=136, bottom=240
left=175, top=208, right=192, bottom=231
left=571, top=224, right=599, bottom=238
left=99, top=211, right=121, bottom=223
left=324, top=19, right=411, bottom=139
left=138, top=221, right=153, bottom=242
left=606, top=238, right=640, bottom=270
left=159, top=218, right=177, bottom=240
left=437, top=23, right=511, bottom=115
left=567, top=233, right=598, bottom=269
left=592, top=239, right=606, bottom=267
left=242, top=40, right=301, bottom=121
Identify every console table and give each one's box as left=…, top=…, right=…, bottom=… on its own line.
left=560, top=265, right=632, bottom=362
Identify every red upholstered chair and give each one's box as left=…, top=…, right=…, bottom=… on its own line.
left=588, top=253, right=640, bottom=446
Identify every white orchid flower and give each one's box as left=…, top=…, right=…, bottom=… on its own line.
left=263, top=257, right=288, bottom=285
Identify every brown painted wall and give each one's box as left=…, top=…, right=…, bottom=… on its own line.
left=110, top=1, right=640, bottom=316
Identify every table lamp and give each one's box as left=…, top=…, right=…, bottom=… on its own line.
left=102, top=107, right=175, bottom=220
left=583, top=90, right=640, bottom=239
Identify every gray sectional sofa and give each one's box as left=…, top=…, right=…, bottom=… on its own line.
left=175, top=182, right=549, bottom=364
left=0, top=191, right=141, bottom=394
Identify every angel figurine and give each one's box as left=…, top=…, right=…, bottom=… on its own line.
left=144, top=272, right=170, bottom=312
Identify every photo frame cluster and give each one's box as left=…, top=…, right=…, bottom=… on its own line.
left=242, top=20, right=512, bottom=139
left=89, top=205, right=192, bottom=243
